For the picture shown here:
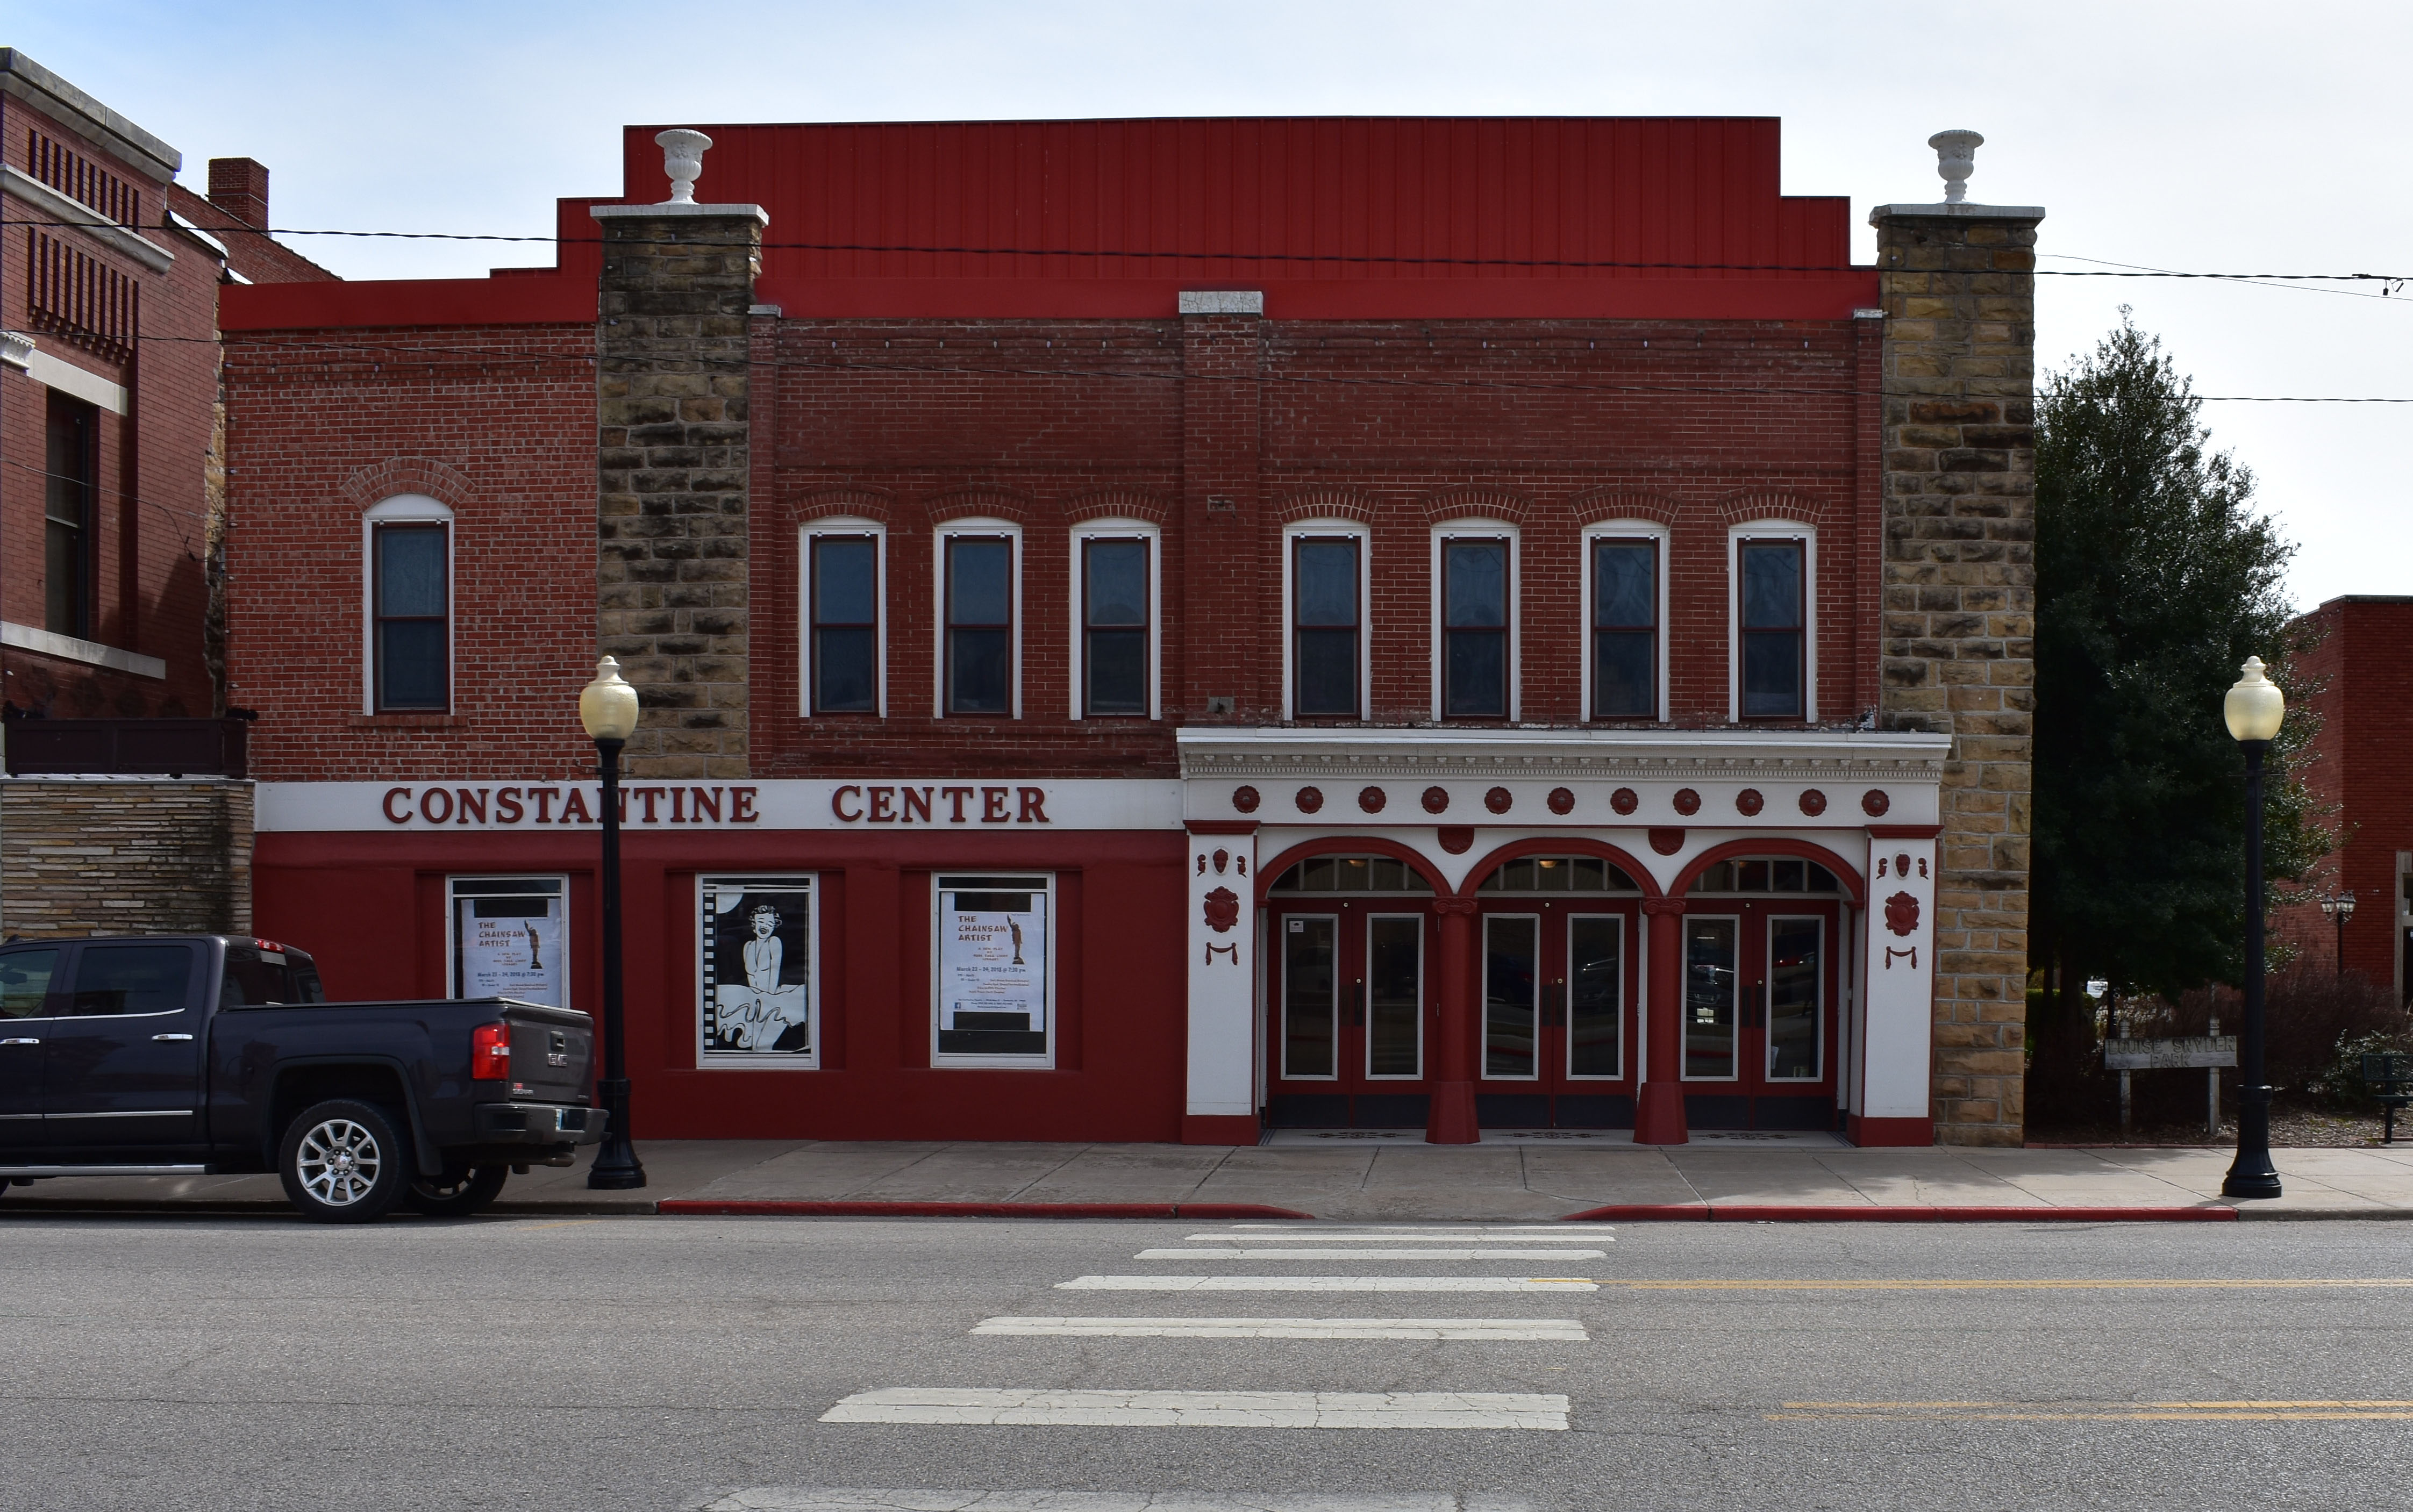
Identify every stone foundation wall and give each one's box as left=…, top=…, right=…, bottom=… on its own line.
left=0, top=778, right=254, bottom=937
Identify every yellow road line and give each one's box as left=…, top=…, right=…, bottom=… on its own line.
left=1785, top=1400, right=2413, bottom=1410
left=1770, top=1410, right=2413, bottom=1422
left=1584, top=1278, right=2413, bottom=1292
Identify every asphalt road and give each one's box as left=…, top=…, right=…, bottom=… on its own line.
left=3, top=1210, right=2410, bottom=1511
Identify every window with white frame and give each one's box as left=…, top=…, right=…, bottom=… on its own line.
left=1434, top=526, right=1515, bottom=720
left=935, top=522, right=1020, bottom=718
left=1070, top=522, right=1157, bottom=719
left=1285, top=524, right=1368, bottom=720
left=698, top=874, right=818, bottom=1067
left=1731, top=527, right=1813, bottom=721
left=447, top=876, right=565, bottom=1007
left=801, top=520, right=884, bottom=716
left=1583, top=527, right=1665, bottom=721
left=362, top=495, right=453, bottom=713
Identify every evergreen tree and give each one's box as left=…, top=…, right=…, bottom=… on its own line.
left=2029, top=314, right=2329, bottom=1096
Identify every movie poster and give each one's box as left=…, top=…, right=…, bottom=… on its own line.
left=698, top=876, right=816, bottom=1064
left=936, top=882, right=1047, bottom=1055
left=456, top=905, right=563, bottom=1006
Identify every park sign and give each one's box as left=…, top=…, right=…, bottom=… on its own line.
left=2103, top=1035, right=2238, bottom=1070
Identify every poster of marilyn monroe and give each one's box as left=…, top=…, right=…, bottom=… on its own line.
left=699, top=876, right=815, bottom=1062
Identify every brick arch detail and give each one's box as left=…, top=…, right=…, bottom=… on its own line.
left=1459, top=835, right=1667, bottom=900
left=786, top=488, right=895, bottom=526
left=1253, top=836, right=1453, bottom=905
left=1673, top=836, right=1867, bottom=907
left=339, top=457, right=476, bottom=513
left=1270, top=490, right=1377, bottom=525
left=923, top=488, right=1034, bottom=526
left=1566, top=489, right=1681, bottom=528
left=1712, top=490, right=1843, bottom=531
left=1419, top=489, right=1530, bottom=527
left=1065, top=489, right=1171, bottom=525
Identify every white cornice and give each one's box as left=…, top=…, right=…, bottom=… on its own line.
left=1175, top=725, right=1952, bottom=783
left=1, top=165, right=175, bottom=274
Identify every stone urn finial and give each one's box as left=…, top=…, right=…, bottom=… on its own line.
left=1928, top=129, right=1983, bottom=204
left=655, top=128, right=713, bottom=204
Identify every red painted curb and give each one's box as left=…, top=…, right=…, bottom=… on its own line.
left=1563, top=1203, right=2237, bottom=1223
left=653, top=1200, right=1315, bottom=1220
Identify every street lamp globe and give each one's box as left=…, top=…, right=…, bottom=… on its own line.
left=2336, top=890, right=2357, bottom=923
left=580, top=656, right=641, bottom=743
left=2223, top=655, right=2285, bottom=743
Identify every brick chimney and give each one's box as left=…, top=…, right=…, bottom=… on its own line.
left=207, top=157, right=270, bottom=228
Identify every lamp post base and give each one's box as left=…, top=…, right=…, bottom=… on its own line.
left=587, top=1076, right=648, bottom=1190
left=2221, top=1086, right=2281, bottom=1200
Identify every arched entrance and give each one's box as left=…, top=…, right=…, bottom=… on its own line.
left=1258, top=847, right=1447, bottom=1131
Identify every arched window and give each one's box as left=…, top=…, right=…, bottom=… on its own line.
left=362, top=495, right=453, bottom=712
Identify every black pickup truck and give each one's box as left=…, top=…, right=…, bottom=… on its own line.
left=0, top=934, right=604, bottom=1221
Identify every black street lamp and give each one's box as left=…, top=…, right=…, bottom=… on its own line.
left=581, top=656, right=646, bottom=1191
left=2319, top=890, right=2357, bottom=979
left=2222, top=655, right=2284, bottom=1201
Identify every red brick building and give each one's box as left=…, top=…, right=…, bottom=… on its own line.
left=2285, top=596, right=2412, bottom=1000
left=1, top=50, right=331, bottom=729
left=220, top=117, right=2043, bottom=1146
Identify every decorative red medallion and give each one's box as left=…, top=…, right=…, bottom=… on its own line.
left=1649, top=827, right=1686, bottom=856
left=1438, top=826, right=1474, bottom=855
left=1798, top=789, right=1827, bottom=817
left=1232, top=785, right=1261, bottom=814
left=1203, top=886, right=1240, bottom=934
left=1358, top=786, right=1387, bottom=814
left=1861, top=789, right=1891, bottom=817
left=1484, top=786, right=1513, bottom=814
left=1673, top=788, right=1702, bottom=816
left=1610, top=787, right=1639, bottom=816
left=1735, top=788, right=1765, bottom=816
left=1421, top=786, right=1450, bottom=814
left=1547, top=787, right=1575, bottom=815
left=1295, top=786, right=1324, bottom=814
left=1884, top=890, right=1920, bottom=937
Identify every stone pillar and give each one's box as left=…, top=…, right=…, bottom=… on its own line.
left=1635, top=897, right=1688, bottom=1144
left=1425, top=898, right=1479, bottom=1144
left=0, top=777, right=253, bottom=936
left=1177, top=291, right=1264, bottom=722
left=592, top=198, right=767, bottom=779
left=1872, top=184, right=2044, bottom=1148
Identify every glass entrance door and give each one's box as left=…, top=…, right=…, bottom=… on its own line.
left=1269, top=900, right=1430, bottom=1128
left=1472, top=856, right=1645, bottom=1130
left=1679, top=856, right=1844, bottom=1130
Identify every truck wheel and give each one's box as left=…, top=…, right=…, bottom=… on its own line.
left=404, top=1166, right=508, bottom=1218
left=279, top=1099, right=409, bottom=1223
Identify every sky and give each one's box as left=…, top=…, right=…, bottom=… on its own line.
left=17, top=1, right=2407, bottom=610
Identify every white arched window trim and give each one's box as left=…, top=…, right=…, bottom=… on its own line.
left=1580, top=519, right=1672, bottom=725
left=1726, top=518, right=1818, bottom=724
left=798, top=516, right=888, bottom=718
left=1067, top=517, right=1161, bottom=721
left=1427, top=517, right=1522, bottom=722
left=360, top=494, right=454, bottom=715
left=932, top=517, right=1024, bottom=720
left=1279, top=517, right=1372, bottom=722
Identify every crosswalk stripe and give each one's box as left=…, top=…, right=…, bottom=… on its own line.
left=1217, top=1226, right=1598, bottom=1235
left=819, top=1388, right=1569, bottom=1430
left=1181, top=1233, right=1608, bottom=1244
left=1137, top=1248, right=1605, bottom=1260
left=972, top=1316, right=1590, bottom=1340
left=697, top=1494, right=1538, bottom=1511
left=1056, top=1275, right=1598, bottom=1293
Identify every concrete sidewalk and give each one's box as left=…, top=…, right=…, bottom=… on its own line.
left=10, top=1134, right=2413, bottom=1220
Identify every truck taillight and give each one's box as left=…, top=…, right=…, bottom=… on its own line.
left=472, top=1022, right=510, bottom=1080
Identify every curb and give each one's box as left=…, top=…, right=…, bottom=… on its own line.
left=2232, top=1207, right=2413, bottom=1221
left=653, top=1200, right=1315, bottom=1219
left=1562, top=1203, right=2241, bottom=1223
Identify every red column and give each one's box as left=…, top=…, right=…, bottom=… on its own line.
left=1635, top=897, right=1689, bottom=1145
left=1425, top=898, right=1479, bottom=1144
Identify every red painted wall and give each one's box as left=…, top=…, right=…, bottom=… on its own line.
left=255, top=827, right=1189, bottom=1141
left=2282, top=596, right=2413, bottom=994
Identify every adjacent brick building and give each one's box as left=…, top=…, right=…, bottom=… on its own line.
left=220, top=117, right=2043, bottom=1146
left=2284, top=595, right=2413, bottom=999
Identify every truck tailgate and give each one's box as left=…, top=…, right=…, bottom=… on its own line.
left=501, top=1004, right=594, bottom=1103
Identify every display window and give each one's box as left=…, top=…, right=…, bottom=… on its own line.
left=447, top=876, right=566, bottom=1007
left=698, top=875, right=819, bottom=1067
left=932, top=874, right=1054, bottom=1067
